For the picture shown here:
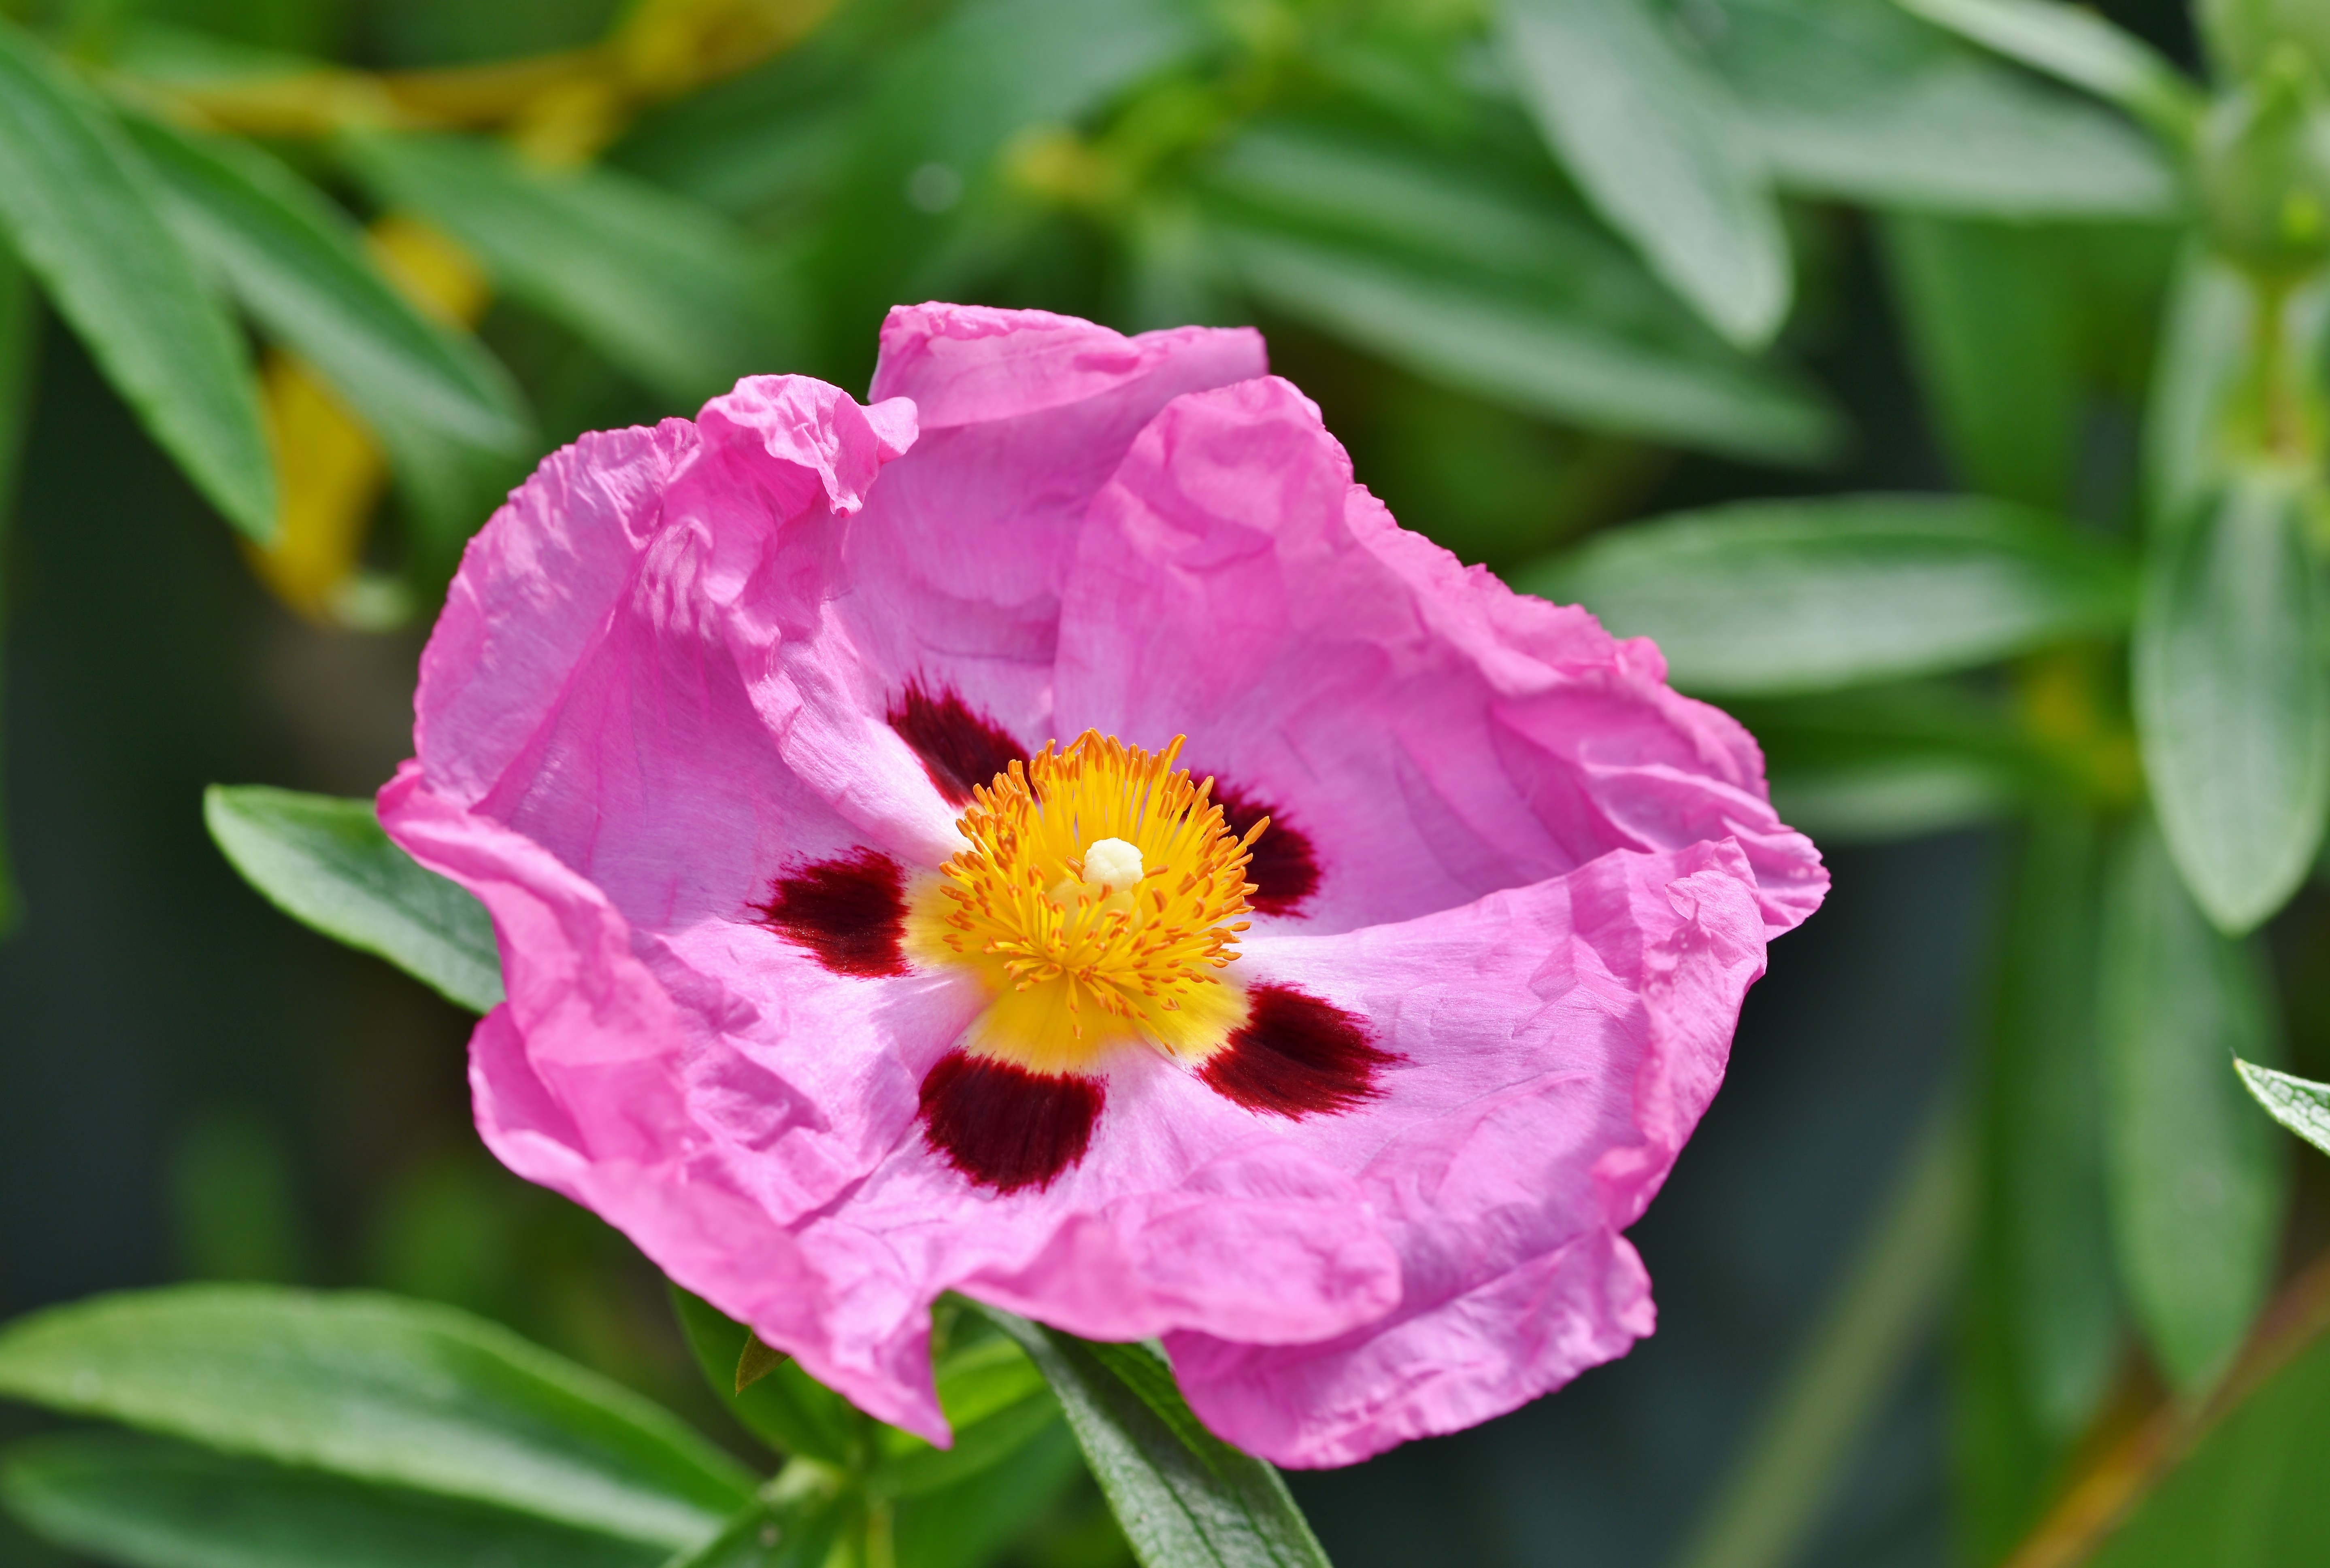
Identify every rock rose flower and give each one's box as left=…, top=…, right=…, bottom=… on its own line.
left=379, top=304, right=1826, bottom=1468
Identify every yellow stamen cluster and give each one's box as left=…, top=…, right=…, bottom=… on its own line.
left=908, top=732, right=1262, bottom=1074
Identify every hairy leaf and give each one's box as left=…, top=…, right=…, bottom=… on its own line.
left=2234, top=1060, right=2330, bottom=1159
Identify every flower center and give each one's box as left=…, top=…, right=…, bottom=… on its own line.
left=907, top=731, right=1262, bottom=1075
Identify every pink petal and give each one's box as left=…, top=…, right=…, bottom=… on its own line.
left=1164, top=840, right=1773, bottom=1466
left=1053, top=376, right=1826, bottom=936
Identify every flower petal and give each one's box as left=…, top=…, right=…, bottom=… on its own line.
left=1053, top=376, right=1826, bottom=936
left=1160, top=839, right=1773, bottom=1466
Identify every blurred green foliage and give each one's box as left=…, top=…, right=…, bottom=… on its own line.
left=6, top=0, right=2330, bottom=1565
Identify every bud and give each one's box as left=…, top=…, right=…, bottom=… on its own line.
left=2197, top=44, right=2330, bottom=276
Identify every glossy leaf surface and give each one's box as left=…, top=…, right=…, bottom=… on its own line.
left=0, top=21, right=274, bottom=540
left=1521, top=495, right=2134, bottom=695
left=0, top=1285, right=753, bottom=1550
left=1896, top=0, right=2201, bottom=139
left=204, top=785, right=502, bottom=1013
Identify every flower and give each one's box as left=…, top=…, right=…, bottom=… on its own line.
left=379, top=303, right=1827, bottom=1468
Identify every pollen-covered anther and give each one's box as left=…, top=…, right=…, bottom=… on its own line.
left=906, top=731, right=1263, bottom=1074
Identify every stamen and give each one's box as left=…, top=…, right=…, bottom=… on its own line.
left=904, top=731, right=1261, bottom=1075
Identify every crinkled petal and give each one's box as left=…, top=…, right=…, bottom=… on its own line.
left=1163, top=840, right=1771, bottom=1466
left=1054, top=376, right=1825, bottom=935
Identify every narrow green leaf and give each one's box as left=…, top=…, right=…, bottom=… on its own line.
left=2086, top=1328, right=2330, bottom=1564
left=2133, top=471, right=2330, bottom=934
left=2099, top=819, right=2288, bottom=1394
left=0, top=21, right=274, bottom=540
left=1500, top=0, right=1790, bottom=348
left=341, top=132, right=788, bottom=408
left=1519, top=495, right=2135, bottom=695
left=1743, top=680, right=2038, bottom=841
left=1, top=1432, right=666, bottom=1568
left=2235, top=1059, right=2330, bottom=1158
left=1199, top=126, right=1839, bottom=463
left=1895, top=0, right=2202, bottom=142
left=1882, top=216, right=2083, bottom=509
left=203, top=785, right=502, bottom=1013
left=126, top=115, right=530, bottom=453
left=1711, top=0, right=2177, bottom=218
left=972, top=1306, right=1330, bottom=1568
left=668, top=1288, right=856, bottom=1467
left=0, top=1285, right=755, bottom=1551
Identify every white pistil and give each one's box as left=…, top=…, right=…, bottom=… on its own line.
left=1080, top=837, right=1145, bottom=894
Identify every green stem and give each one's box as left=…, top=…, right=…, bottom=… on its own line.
left=1669, top=1097, right=1973, bottom=1568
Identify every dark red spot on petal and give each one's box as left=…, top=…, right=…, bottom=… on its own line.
left=758, top=849, right=909, bottom=977
left=890, top=684, right=1023, bottom=807
left=919, top=1051, right=1103, bottom=1194
left=1213, top=784, right=1320, bottom=916
left=1201, top=984, right=1392, bottom=1118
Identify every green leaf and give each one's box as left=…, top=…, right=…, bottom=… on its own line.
left=668, top=1288, right=857, bottom=1468
left=1894, top=0, right=2202, bottom=142
left=126, top=115, right=529, bottom=455
left=2086, top=1329, right=2330, bottom=1564
left=2133, top=471, right=2330, bottom=934
left=341, top=132, right=789, bottom=408
left=203, top=785, right=502, bottom=1013
left=0, top=1285, right=755, bottom=1551
left=0, top=1431, right=666, bottom=1568
left=2099, top=818, right=2288, bottom=1394
left=0, top=21, right=274, bottom=540
left=1198, top=127, right=1839, bottom=464
left=1518, top=495, right=2135, bottom=695
left=1500, top=0, right=1790, bottom=349
left=2235, top=1059, right=2330, bottom=1158
left=972, top=1306, right=1330, bottom=1568
left=1707, top=0, right=2175, bottom=217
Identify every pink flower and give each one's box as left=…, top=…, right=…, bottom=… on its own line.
left=379, top=304, right=1826, bottom=1468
